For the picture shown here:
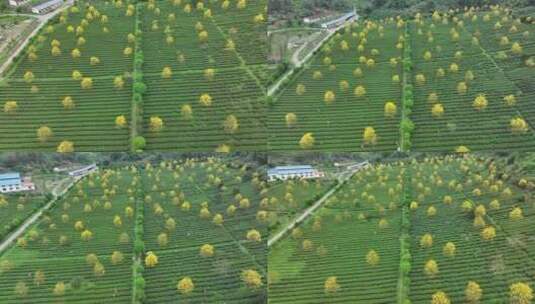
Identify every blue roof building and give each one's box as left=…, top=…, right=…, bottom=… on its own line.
left=0, top=172, right=22, bottom=193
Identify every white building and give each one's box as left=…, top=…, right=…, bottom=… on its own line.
left=268, top=165, right=324, bottom=182
left=0, top=172, right=35, bottom=193
left=8, top=0, right=29, bottom=7
left=320, top=10, right=357, bottom=29
left=31, top=0, right=62, bottom=14
left=68, top=163, right=97, bottom=177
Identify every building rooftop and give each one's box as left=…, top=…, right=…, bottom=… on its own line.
left=0, top=172, right=21, bottom=187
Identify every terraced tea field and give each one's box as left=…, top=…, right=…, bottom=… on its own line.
left=0, top=0, right=267, bottom=152
left=268, top=6, right=535, bottom=152
left=263, top=178, right=336, bottom=237
left=268, top=155, right=535, bottom=303
left=0, top=157, right=268, bottom=303
left=0, top=193, right=46, bottom=242
left=141, top=159, right=267, bottom=303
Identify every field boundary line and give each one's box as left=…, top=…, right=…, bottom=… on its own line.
left=221, top=224, right=267, bottom=278
left=209, top=18, right=265, bottom=93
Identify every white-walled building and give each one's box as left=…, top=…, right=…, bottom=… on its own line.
left=0, top=172, right=35, bottom=193
left=268, top=165, right=324, bottom=182
left=31, top=0, right=62, bottom=14
left=68, top=163, right=98, bottom=177
left=8, top=0, right=29, bottom=7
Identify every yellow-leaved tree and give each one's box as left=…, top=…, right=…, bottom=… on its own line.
left=299, top=133, right=315, bottom=149
left=241, top=269, right=263, bottom=290
left=324, top=276, right=340, bottom=294
left=177, top=277, right=194, bottom=295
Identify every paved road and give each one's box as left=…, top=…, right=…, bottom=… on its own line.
left=0, top=0, right=74, bottom=77
left=0, top=173, right=83, bottom=255
left=267, top=162, right=369, bottom=248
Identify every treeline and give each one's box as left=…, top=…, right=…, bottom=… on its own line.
left=269, top=0, right=353, bottom=19
left=360, top=0, right=535, bottom=18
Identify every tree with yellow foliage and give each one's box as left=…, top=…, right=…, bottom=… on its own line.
left=296, top=84, right=306, bottom=95
left=199, top=93, right=212, bottom=107
left=145, top=251, right=158, bottom=268
left=324, top=276, right=340, bottom=294
left=443, top=242, right=456, bottom=257
left=81, top=77, right=93, bottom=89
left=57, top=141, right=74, bottom=153
left=465, top=281, right=482, bottom=303
left=62, top=96, right=75, bottom=110
left=510, top=207, right=523, bottom=220
left=363, top=127, right=377, bottom=145
left=384, top=102, right=397, bottom=118
left=241, top=269, right=263, bottom=289
left=36, top=126, right=53, bottom=142
left=115, top=115, right=127, bottom=128
left=223, top=115, right=239, bottom=134
left=161, top=66, right=172, bottom=79
left=481, top=226, right=496, bottom=241
left=511, top=118, right=529, bottom=134
left=53, top=281, right=66, bottom=296
left=354, top=85, right=366, bottom=98
left=111, top=251, right=124, bottom=265
left=81, top=229, right=93, bottom=241
left=510, top=282, right=533, bottom=304
left=246, top=229, right=261, bottom=242
left=432, top=291, right=450, bottom=304
left=324, top=90, right=336, bottom=104
left=149, top=116, right=164, bottom=132
left=424, top=259, right=439, bottom=277
left=177, top=277, right=194, bottom=295
left=200, top=244, right=214, bottom=257
left=366, top=250, right=380, bottom=266
left=285, top=113, right=297, bottom=127
left=473, top=94, right=488, bottom=111
left=420, top=233, right=433, bottom=248
left=299, top=133, right=315, bottom=149
left=3, top=101, right=17, bottom=113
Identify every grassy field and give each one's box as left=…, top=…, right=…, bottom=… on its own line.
left=269, top=7, right=535, bottom=152
left=0, top=0, right=268, bottom=152
left=141, top=159, right=267, bottom=303
left=0, top=157, right=268, bottom=303
left=268, top=20, right=404, bottom=152
left=268, top=155, right=535, bottom=303
left=0, top=168, right=136, bottom=303
left=268, top=163, right=403, bottom=302
left=264, top=178, right=336, bottom=238
left=0, top=193, right=46, bottom=243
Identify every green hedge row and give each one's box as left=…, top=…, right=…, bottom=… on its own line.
left=400, top=23, right=414, bottom=152
left=133, top=167, right=146, bottom=303
left=398, top=166, right=412, bottom=304
left=131, top=3, right=147, bottom=152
